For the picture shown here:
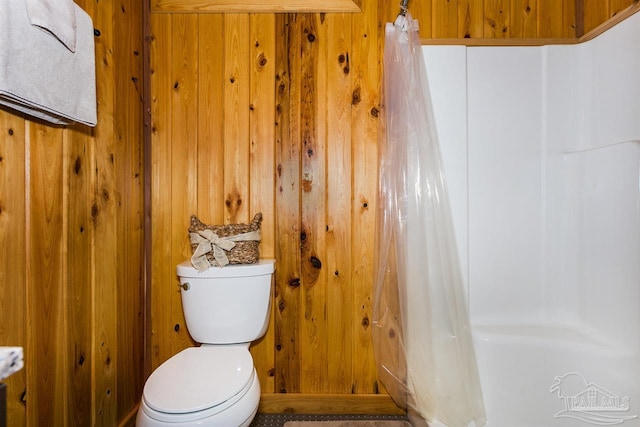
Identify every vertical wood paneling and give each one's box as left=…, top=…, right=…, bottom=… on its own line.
left=114, top=0, right=146, bottom=418
left=170, top=14, right=199, bottom=355
left=562, top=0, right=578, bottom=38
left=249, top=13, right=277, bottom=392
left=484, top=0, right=510, bottom=38
left=583, top=0, right=609, bottom=34
left=510, top=0, right=537, bottom=38
left=0, top=0, right=144, bottom=425
left=537, top=0, right=563, bottom=38
left=66, top=127, right=92, bottom=426
left=92, top=0, right=119, bottom=421
left=326, top=12, right=353, bottom=393
left=609, top=0, right=635, bottom=17
left=458, top=0, right=485, bottom=38
left=583, top=0, right=635, bottom=34
left=373, top=0, right=628, bottom=40
left=249, top=14, right=277, bottom=261
left=433, top=0, right=459, bottom=38
left=197, top=14, right=226, bottom=223
left=224, top=14, right=251, bottom=224
left=575, top=0, right=585, bottom=37
left=0, top=113, right=26, bottom=425
left=26, top=123, right=66, bottom=426
left=150, top=13, right=175, bottom=369
left=299, top=13, right=329, bottom=393
left=274, top=14, right=302, bottom=394
left=412, top=0, right=434, bottom=37
left=351, top=0, right=380, bottom=394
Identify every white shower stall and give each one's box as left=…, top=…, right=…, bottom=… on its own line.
left=424, top=12, right=640, bottom=427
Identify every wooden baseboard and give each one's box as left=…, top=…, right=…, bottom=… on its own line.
left=118, top=403, right=140, bottom=427
left=258, top=393, right=406, bottom=415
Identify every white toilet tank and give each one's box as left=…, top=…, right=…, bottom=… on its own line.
left=176, top=259, right=275, bottom=344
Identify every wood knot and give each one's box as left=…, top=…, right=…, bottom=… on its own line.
left=288, top=278, right=300, bottom=288
left=309, top=256, right=322, bottom=269
left=352, top=87, right=361, bottom=105
left=74, top=156, right=82, bottom=175
left=91, top=204, right=99, bottom=222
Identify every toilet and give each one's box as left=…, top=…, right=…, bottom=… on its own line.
left=137, top=259, right=276, bottom=427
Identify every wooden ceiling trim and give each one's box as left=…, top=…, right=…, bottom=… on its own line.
left=420, top=37, right=579, bottom=46
left=151, top=0, right=360, bottom=13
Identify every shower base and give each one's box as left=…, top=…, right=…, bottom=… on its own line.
left=472, top=323, right=639, bottom=427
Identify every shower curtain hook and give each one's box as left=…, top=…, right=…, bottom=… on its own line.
left=399, top=0, right=409, bottom=16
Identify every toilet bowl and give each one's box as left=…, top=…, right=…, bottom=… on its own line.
left=136, top=346, right=260, bottom=426
left=137, top=259, right=275, bottom=426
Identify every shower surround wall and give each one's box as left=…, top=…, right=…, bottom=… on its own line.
left=424, top=12, right=640, bottom=427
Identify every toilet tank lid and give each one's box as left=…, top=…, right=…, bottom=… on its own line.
left=177, top=259, right=275, bottom=278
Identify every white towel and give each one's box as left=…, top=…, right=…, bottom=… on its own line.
left=25, top=0, right=77, bottom=52
left=0, top=0, right=97, bottom=127
left=0, top=347, right=23, bottom=381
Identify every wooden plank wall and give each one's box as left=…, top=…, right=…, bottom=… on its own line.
left=148, top=0, right=636, bottom=411
left=149, top=6, right=382, bottom=401
left=0, top=0, right=145, bottom=426
left=393, top=0, right=578, bottom=39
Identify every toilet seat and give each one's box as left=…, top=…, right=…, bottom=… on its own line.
left=142, top=346, right=255, bottom=422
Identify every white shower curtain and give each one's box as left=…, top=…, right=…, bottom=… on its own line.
left=373, top=13, right=487, bottom=427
